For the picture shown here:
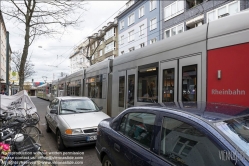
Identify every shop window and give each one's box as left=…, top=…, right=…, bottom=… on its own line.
left=119, top=76, right=125, bottom=107
left=138, top=63, right=158, bottom=103
left=87, top=75, right=102, bottom=98
left=162, top=68, right=174, bottom=102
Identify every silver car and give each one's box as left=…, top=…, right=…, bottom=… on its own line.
left=45, top=96, right=110, bottom=150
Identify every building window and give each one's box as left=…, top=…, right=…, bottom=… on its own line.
left=121, top=35, right=124, bottom=45
left=139, top=24, right=144, bottom=36
left=150, top=18, right=157, bottom=31
left=150, top=38, right=157, bottom=44
left=150, top=0, right=156, bottom=11
left=186, top=0, right=203, bottom=9
left=140, top=43, right=145, bottom=48
left=128, top=30, right=134, bottom=42
left=95, top=41, right=98, bottom=47
left=120, top=20, right=124, bottom=30
left=139, top=6, right=144, bottom=18
left=207, top=1, right=240, bottom=23
left=105, top=27, right=115, bottom=40
left=164, top=23, right=184, bottom=39
left=99, top=50, right=103, bottom=57
left=91, top=44, right=94, bottom=50
left=129, top=47, right=135, bottom=52
left=164, top=0, right=184, bottom=21
left=128, top=13, right=135, bottom=26
left=105, top=41, right=115, bottom=53
left=91, top=54, right=94, bottom=60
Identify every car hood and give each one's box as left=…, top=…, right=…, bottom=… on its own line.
left=59, top=111, right=110, bottom=129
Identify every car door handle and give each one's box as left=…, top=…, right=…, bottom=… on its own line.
left=114, top=143, right=120, bottom=152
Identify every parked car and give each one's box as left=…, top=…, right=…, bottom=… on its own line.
left=45, top=96, right=110, bottom=150
left=96, top=102, right=249, bottom=166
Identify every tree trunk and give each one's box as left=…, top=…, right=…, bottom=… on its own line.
left=19, top=25, right=30, bottom=91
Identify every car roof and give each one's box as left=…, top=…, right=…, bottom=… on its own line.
left=137, top=102, right=249, bottom=123
left=55, top=96, right=91, bottom=100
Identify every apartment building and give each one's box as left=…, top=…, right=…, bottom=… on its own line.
left=161, top=0, right=249, bottom=39
left=117, top=0, right=160, bottom=55
left=0, top=11, right=11, bottom=92
left=87, top=20, right=119, bottom=65
left=70, top=40, right=90, bottom=74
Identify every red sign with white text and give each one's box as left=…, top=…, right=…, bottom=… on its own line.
left=207, top=42, right=249, bottom=107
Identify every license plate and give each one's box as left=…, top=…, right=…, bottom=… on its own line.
left=87, top=135, right=97, bottom=141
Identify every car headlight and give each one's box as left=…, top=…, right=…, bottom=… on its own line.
left=65, top=128, right=84, bottom=135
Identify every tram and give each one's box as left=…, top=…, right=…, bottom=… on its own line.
left=36, top=83, right=52, bottom=101
left=37, top=10, right=249, bottom=117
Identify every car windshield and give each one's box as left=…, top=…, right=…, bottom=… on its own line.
left=60, top=99, right=99, bottom=114
left=214, top=115, right=249, bottom=159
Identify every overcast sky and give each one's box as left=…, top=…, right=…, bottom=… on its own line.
left=2, top=1, right=127, bottom=83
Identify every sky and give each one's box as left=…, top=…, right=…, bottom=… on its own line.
left=1, top=1, right=127, bottom=83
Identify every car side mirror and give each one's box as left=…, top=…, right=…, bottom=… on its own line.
left=99, top=106, right=103, bottom=111
left=50, top=109, right=57, bottom=114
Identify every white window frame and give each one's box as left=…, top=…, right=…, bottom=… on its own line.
left=120, top=35, right=124, bottom=45
left=99, top=50, right=103, bottom=57
left=139, top=6, right=145, bottom=18
left=150, top=38, right=157, bottom=44
left=164, top=0, right=184, bottom=21
left=128, top=13, right=135, bottom=26
left=120, top=20, right=124, bottom=30
left=105, top=27, right=115, bottom=40
left=164, top=22, right=184, bottom=39
left=139, top=24, right=144, bottom=36
left=150, top=18, right=157, bottom=31
left=105, top=41, right=115, bottom=53
left=128, top=30, right=134, bottom=42
left=150, top=0, right=156, bottom=11
left=206, top=1, right=240, bottom=23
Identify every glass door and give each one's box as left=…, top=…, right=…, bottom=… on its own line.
left=179, top=55, right=202, bottom=102
left=161, top=60, right=178, bottom=102
left=118, top=71, right=126, bottom=112
left=126, top=68, right=136, bottom=108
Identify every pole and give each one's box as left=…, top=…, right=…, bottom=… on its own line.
left=6, top=31, right=9, bottom=95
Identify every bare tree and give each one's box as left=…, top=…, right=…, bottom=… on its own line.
left=1, top=0, right=87, bottom=90
left=11, top=51, right=35, bottom=81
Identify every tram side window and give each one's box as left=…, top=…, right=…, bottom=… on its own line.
left=182, top=65, right=197, bottom=102
left=163, top=68, right=174, bottom=102
left=87, top=75, right=102, bottom=98
left=138, top=63, right=158, bottom=103
left=119, top=76, right=125, bottom=107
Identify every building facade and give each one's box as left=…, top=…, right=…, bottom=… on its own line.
left=70, top=40, right=90, bottom=74
left=117, top=0, right=160, bottom=55
left=0, top=11, right=11, bottom=94
left=161, top=0, right=249, bottom=40
left=87, top=20, right=119, bottom=65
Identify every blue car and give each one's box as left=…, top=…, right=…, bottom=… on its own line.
left=96, top=102, right=249, bottom=166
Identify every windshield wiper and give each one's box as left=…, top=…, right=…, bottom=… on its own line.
left=61, top=109, right=77, bottom=113
left=76, top=108, right=97, bottom=111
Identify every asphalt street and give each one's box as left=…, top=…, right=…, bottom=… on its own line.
left=31, top=97, right=101, bottom=166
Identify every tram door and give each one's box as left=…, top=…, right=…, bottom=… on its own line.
left=118, top=69, right=136, bottom=112
left=161, top=55, right=202, bottom=102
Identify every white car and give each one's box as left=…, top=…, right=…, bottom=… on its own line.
left=45, top=96, right=110, bottom=150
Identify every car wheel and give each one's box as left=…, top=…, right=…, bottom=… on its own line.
left=102, top=155, right=112, bottom=166
left=56, top=130, right=65, bottom=151
left=46, top=120, right=51, bottom=133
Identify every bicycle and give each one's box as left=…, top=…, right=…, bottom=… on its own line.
left=0, top=125, right=55, bottom=166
